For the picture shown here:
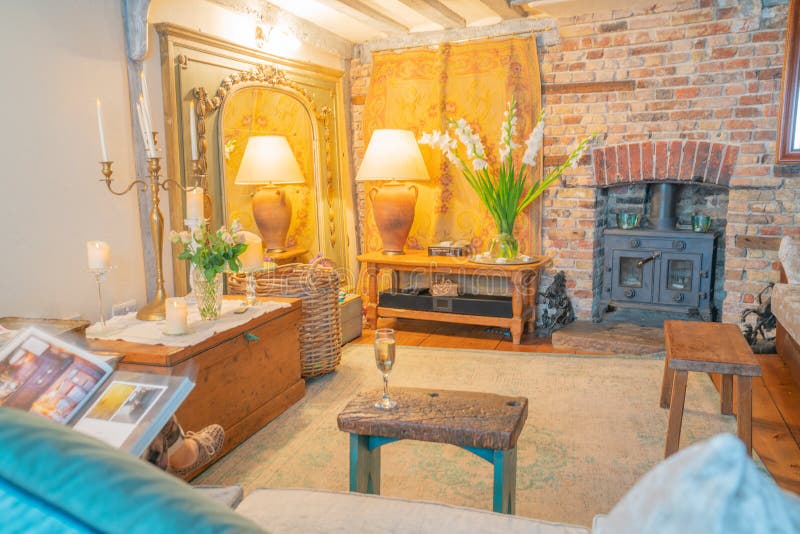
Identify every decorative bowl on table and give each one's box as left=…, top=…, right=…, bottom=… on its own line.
left=616, top=213, right=640, bottom=230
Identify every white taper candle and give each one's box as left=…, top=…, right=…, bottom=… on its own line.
left=96, top=98, right=108, bottom=161
left=189, top=100, right=198, bottom=161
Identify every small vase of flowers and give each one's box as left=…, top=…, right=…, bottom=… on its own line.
left=170, top=220, right=247, bottom=320
left=420, top=99, right=594, bottom=260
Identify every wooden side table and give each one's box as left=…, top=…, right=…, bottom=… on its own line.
left=660, top=320, right=761, bottom=458
left=358, top=251, right=551, bottom=344
left=337, top=387, right=528, bottom=514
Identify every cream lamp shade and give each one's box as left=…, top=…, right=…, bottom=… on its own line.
left=234, top=135, right=304, bottom=252
left=234, top=135, right=305, bottom=185
left=356, top=129, right=430, bottom=182
left=356, top=129, right=429, bottom=255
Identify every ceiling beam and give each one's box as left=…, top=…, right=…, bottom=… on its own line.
left=482, top=0, right=527, bottom=19
left=315, top=0, right=410, bottom=35
left=395, top=0, right=465, bottom=28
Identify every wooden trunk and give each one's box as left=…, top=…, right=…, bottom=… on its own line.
left=89, top=297, right=305, bottom=478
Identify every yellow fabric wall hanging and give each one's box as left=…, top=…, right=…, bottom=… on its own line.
left=362, top=36, right=542, bottom=255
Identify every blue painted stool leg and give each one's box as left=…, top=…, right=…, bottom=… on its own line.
left=349, top=434, right=380, bottom=494
left=492, top=448, right=517, bottom=514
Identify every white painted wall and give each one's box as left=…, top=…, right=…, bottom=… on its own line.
left=0, top=0, right=348, bottom=323
left=0, top=1, right=146, bottom=321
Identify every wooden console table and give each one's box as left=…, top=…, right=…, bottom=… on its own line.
left=358, top=251, right=551, bottom=344
left=89, top=296, right=305, bottom=478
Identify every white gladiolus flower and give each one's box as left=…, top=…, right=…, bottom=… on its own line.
left=420, top=130, right=458, bottom=164
left=522, top=113, right=545, bottom=167
left=499, top=100, right=519, bottom=161
left=473, top=158, right=488, bottom=171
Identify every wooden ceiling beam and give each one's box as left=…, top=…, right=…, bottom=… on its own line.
left=483, top=0, right=528, bottom=19
left=396, top=0, right=465, bottom=28
left=314, top=0, right=410, bottom=35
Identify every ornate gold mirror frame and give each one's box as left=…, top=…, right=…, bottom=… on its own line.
left=193, top=66, right=337, bottom=254
left=156, top=23, right=356, bottom=296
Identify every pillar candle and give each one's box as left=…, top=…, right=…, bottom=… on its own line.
left=96, top=98, right=108, bottom=161
left=164, top=297, right=188, bottom=335
left=86, top=241, right=110, bottom=270
left=238, top=231, right=264, bottom=272
left=189, top=100, right=198, bottom=161
left=186, top=187, right=204, bottom=221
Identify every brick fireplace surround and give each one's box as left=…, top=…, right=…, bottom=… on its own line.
left=351, top=0, right=796, bottom=324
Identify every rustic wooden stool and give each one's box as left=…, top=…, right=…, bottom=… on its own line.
left=336, top=387, right=528, bottom=514
left=660, top=320, right=761, bottom=458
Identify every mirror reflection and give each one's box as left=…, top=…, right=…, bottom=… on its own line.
left=220, top=86, right=318, bottom=258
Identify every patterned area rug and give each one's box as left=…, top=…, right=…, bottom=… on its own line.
left=196, top=344, right=736, bottom=526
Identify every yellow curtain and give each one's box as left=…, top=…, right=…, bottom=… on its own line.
left=362, top=36, right=542, bottom=254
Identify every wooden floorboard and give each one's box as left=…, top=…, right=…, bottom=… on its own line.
left=353, top=319, right=800, bottom=494
left=759, top=355, right=800, bottom=448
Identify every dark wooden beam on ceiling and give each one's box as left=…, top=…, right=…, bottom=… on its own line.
left=396, top=0, right=466, bottom=28
left=481, top=0, right=527, bottom=19
left=315, top=0, right=410, bottom=35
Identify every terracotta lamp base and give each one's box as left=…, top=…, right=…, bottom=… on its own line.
left=369, top=182, right=418, bottom=255
left=252, top=187, right=291, bottom=252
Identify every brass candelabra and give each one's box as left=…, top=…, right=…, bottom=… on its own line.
left=99, top=134, right=195, bottom=321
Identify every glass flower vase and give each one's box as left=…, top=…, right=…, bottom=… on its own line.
left=488, top=232, right=519, bottom=260
left=193, top=270, right=223, bottom=320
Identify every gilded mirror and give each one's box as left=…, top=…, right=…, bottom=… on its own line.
left=219, top=85, right=319, bottom=254
left=157, top=25, right=356, bottom=295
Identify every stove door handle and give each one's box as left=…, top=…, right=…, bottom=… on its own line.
left=636, top=251, right=661, bottom=267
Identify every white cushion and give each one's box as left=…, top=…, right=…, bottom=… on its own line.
left=236, top=487, right=589, bottom=534
left=592, top=434, right=800, bottom=534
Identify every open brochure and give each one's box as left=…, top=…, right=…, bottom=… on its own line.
left=0, top=327, right=194, bottom=457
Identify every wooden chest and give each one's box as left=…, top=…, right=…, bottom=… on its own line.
left=89, top=297, right=305, bottom=477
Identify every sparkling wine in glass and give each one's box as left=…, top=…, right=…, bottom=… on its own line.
left=374, top=328, right=397, bottom=409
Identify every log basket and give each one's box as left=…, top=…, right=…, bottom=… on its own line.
left=228, top=259, right=343, bottom=378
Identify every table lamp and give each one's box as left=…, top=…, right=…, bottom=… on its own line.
left=356, top=129, right=430, bottom=255
left=235, top=135, right=305, bottom=252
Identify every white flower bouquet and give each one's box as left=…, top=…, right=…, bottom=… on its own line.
left=420, top=99, right=594, bottom=258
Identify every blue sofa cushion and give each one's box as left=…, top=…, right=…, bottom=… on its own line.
left=0, top=408, right=263, bottom=533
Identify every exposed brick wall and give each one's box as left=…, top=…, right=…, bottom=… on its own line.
left=541, top=0, right=790, bottom=322
left=349, top=0, right=793, bottom=324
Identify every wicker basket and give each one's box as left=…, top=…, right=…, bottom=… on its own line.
left=228, top=260, right=343, bottom=378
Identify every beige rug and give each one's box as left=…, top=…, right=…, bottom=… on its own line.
left=196, top=344, right=736, bottom=526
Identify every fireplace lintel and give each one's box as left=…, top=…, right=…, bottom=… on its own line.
left=592, top=140, right=739, bottom=189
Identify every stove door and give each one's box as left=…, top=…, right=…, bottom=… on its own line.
left=657, top=252, right=701, bottom=308
left=611, top=250, right=655, bottom=304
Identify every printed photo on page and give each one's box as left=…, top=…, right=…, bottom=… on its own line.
left=0, top=328, right=113, bottom=424
left=73, top=381, right=166, bottom=448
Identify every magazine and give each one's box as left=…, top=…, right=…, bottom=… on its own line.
left=73, top=371, right=193, bottom=456
left=0, top=327, right=113, bottom=424
left=0, top=327, right=194, bottom=457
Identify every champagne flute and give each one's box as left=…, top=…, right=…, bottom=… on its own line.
left=374, top=328, right=397, bottom=409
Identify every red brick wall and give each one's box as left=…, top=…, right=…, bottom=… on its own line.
left=350, top=0, right=792, bottom=323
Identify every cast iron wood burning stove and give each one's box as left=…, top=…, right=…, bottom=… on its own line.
left=600, top=184, right=718, bottom=320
